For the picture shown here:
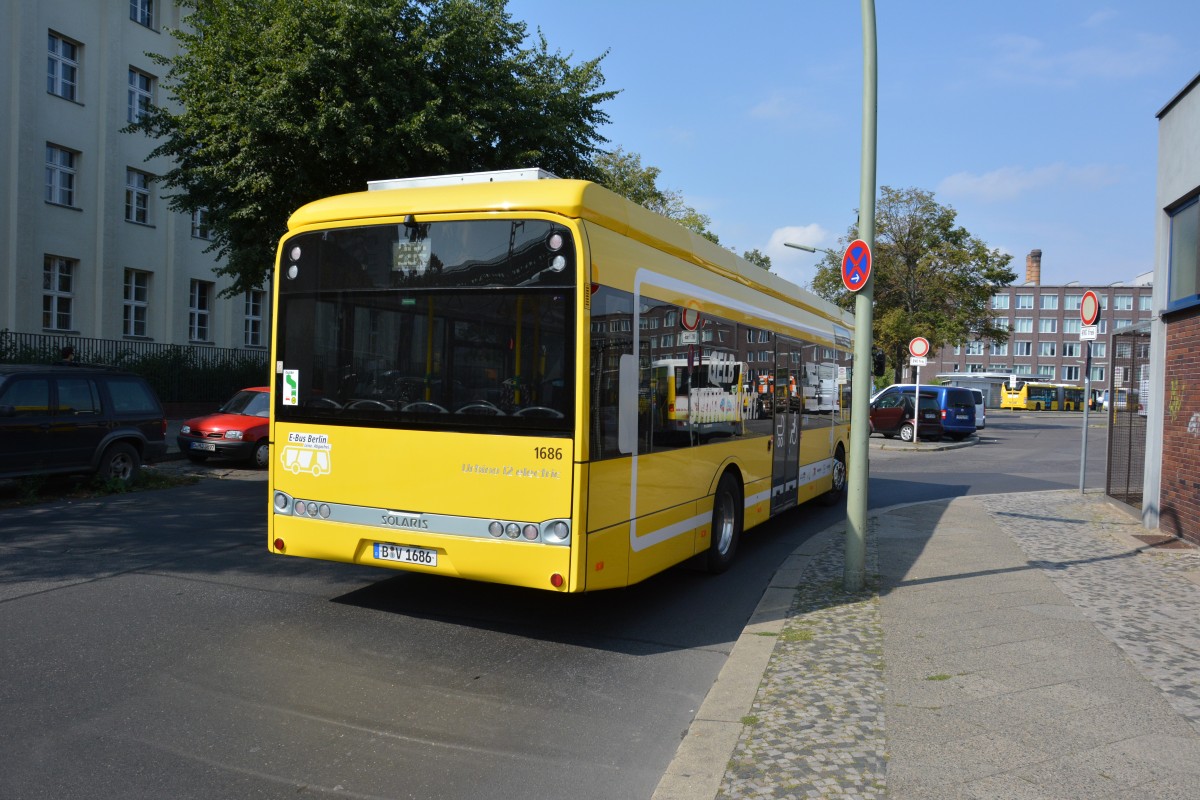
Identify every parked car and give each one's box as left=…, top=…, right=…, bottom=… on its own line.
left=869, top=391, right=943, bottom=442
left=0, top=364, right=166, bottom=485
left=177, top=387, right=271, bottom=467
left=969, top=388, right=986, bottom=430
left=871, top=384, right=978, bottom=440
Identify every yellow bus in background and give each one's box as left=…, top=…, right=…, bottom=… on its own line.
left=1000, top=380, right=1086, bottom=411
left=267, top=170, right=854, bottom=592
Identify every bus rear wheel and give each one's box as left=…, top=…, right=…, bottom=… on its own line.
left=707, top=472, right=743, bottom=573
left=819, top=445, right=847, bottom=507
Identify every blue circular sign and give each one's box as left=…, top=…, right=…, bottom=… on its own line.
left=841, top=239, right=872, bottom=292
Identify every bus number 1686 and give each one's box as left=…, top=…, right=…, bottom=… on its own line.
left=534, top=447, right=563, bottom=460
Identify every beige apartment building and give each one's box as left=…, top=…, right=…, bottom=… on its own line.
left=928, top=249, right=1154, bottom=403
left=1, top=1, right=268, bottom=352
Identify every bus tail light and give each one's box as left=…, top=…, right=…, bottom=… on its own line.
left=550, top=573, right=564, bottom=588
left=274, top=538, right=285, bottom=552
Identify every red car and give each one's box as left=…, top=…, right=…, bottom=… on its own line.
left=177, top=387, right=270, bottom=467
left=869, top=391, right=942, bottom=442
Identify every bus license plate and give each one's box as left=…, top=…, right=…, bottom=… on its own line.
left=190, top=442, right=216, bottom=452
left=373, top=542, right=437, bottom=567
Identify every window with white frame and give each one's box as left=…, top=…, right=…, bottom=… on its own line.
left=1099, top=295, right=1109, bottom=309
left=966, top=363, right=985, bottom=373
left=1139, top=295, right=1152, bottom=311
left=1114, top=295, right=1133, bottom=311
left=1038, top=365, right=1055, bottom=377
left=1063, top=318, right=1081, bottom=334
left=990, top=342, right=1008, bottom=356
left=127, top=68, right=153, bottom=123
left=1062, top=342, right=1081, bottom=358
left=125, top=169, right=152, bottom=224
left=1099, top=320, right=1108, bottom=334
left=190, top=208, right=212, bottom=239
left=45, top=144, right=77, bottom=207
left=123, top=269, right=149, bottom=337
left=244, top=290, right=265, bottom=346
left=1115, top=319, right=1132, bottom=329
left=1090, top=366, right=1106, bottom=383
left=1013, top=317, right=1033, bottom=333
left=1014, top=364, right=1032, bottom=375
left=1062, top=366, right=1080, bottom=382
left=47, top=32, right=79, bottom=101
left=966, top=341, right=985, bottom=356
left=660, top=333, right=673, bottom=347
left=130, top=0, right=154, bottom=27
left=1039, top=318, right=1057, bottom=334
left=1114, top=366, right=1129, bottom=385
left=1064, top=294, right=1082, bottom=311
left=1038, top=341, right=1057, bottom=357
left=1040, top=294, right=1059, bottom=310
left=189, top=280, right=213, bottom=341
left=1015, top=294, right=1034, bottom=309
left=991, top=294, right=1010, bottom=310
left=994, top=316, right=1009, bottom=330
left=989, top=363, right=1009, bottom=372
left=1091, top=342, right=1107, bottom=358
left=1115, top=341, right=1133, bottom=359
left=1013, top=341, right=1032, bottom=357
left=42, top=255, right=75, bottom=331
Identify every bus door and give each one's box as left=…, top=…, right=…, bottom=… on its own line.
left=771, top=337, right=803, bottom=513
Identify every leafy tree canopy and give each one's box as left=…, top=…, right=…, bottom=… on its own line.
left=811, top=186, right=1016, bottom=382
left=134, top=0, right=617, bottom=296
left=592, top=148, right=720, bottom=244
left=741, top=248, right=772, bottom=271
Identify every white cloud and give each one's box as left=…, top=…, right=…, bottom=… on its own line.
left=1083, top=9, right=1118, bottom=28
left=937, top=163, right=1120, bottom=202
left=986, top=32, right=1176, bottom=86
left=762, top=224, right=831, bottom=288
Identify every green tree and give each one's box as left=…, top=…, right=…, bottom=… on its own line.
left=133, top=0, right=616, bottom=296
left=741, top=248, right=772, bottom=271
left=592, top=148, right=720, bottom=243
left=811, top=186, right=1015, bottom=383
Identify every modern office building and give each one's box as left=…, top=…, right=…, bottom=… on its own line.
left=1, top=1, right=268, bottom=352
left=926, top=249, right=1154, bottom=403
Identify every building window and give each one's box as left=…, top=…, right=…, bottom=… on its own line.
left=965, top=341, right=984, bottom=356
left=130, top=0, right=154, bottom=27
left=1064, top=294, right=1081, bottom=311
left=1038, top=318, right=1057, bottom=334
left=1040, top=294, right=1059, bottom=310
left=1063, top=318, right=1081, bottom=334
left=1013, top=317, right=1033, bottom=333
left=1115, top=318, right=1132, bottom=330
left=989, top=363, right=1009, bottom=372
left=123, top=270, right=150, bottom=337
left=43, top=255, right=75, bottom=331
left=1090, top=366, right=1106, bottom=383
left=1114, top=295, right=1133, bottom=311
left=244, top=291, right=265, bottom=346
left=1015, top=294, right=1034, bottom=309
left=990, top=342, right=1008, bottom=356
left=45, top=144, right=78, bottom=207
left=47, top=32, right=79, bottom=101
left=1062, top=366, right=1080, bottom=382
left=1038, top=342, right=1057, bottom=357
left=189, top=280, right=212, bottom=341
left=125, top=168, right=152, bottom=224
left=1062, top=342, right=1081, bottom=358
left=127, top=68, right=154, bottom=123
left=1014, top=364, right=1032, bottom=376
left=1038, top=365, right=1055, bottom=378
left=1091, top=342, right=1107, bottom=358
left=991, top=295, right=1010, bottom=310
left=1139, top=295, right=1152, bottom=311
left=1013, top=341, right=1032, bottom=357
left=966, top=363, right=985, bottom=373
left=190, top=208, right=212, bottom=240
left=660, top=333, right=673, bottom=348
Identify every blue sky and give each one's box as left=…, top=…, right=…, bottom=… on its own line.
left=504, top=1, right=1199, bottom=291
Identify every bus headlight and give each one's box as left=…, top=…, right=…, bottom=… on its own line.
left=543, top=520, right=570, bottom=543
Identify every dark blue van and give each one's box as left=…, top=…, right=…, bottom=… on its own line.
left=869, top=384, right=977, bottom=440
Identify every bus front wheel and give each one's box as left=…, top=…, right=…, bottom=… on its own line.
left=819, top=445, right=847, bottom=507
left=707, top=472, right=743, bottom=574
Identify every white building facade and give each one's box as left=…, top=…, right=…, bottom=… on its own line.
left=1, top=1, right=268, bottom=352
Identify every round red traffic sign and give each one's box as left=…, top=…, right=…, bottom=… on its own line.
left=680, top=303, right=701, bottom=331
left=909, top=337, right=930, bottom=358
left=1080, top=290, right=1101, bottom=326
left=841, top=239, right=872, bottom=292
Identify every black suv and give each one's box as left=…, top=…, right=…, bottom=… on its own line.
left=0, top=364, right=167, bottom=485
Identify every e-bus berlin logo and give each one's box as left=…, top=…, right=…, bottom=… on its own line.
left=281, top=432, right=332, bottom=476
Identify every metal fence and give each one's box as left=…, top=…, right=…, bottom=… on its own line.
left=0, top=329, right=269, bottom=405
left=1105, top=323, right=1150, bottom=509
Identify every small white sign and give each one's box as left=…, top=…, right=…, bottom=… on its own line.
left=679, top=331, right=699, bottom=344
left=1080, top=325, right=1098, bottom=341
left=909, top=356, right=928, bottom=366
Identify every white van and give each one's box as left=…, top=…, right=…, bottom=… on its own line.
left=969, top=388, right=986, bottom=429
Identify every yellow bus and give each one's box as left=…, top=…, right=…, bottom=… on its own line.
left=267, top=170, right=854, bottom=592
left=1000, top=380, right=1086, bottom=411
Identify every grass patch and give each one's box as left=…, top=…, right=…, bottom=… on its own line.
left=0, top=468, right=198, bottom=508
left=740, top=715, right=759, bottom=726
left=779, top=627, right=815, bottom=643
left=925, top=673, right=953, bottom=681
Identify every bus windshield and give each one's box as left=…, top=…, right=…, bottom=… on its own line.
left=274, top=219, right=575, bottom=433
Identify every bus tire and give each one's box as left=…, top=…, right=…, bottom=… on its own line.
left=706, top=471, right=743, bottom=574
left=818, top=445, right=847, bottom=507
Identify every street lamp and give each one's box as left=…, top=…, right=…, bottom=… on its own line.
left=783, top=242, right=840, bottom=258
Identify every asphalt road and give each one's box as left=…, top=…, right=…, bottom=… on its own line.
left=0, top=412, right=1110, bottom=799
